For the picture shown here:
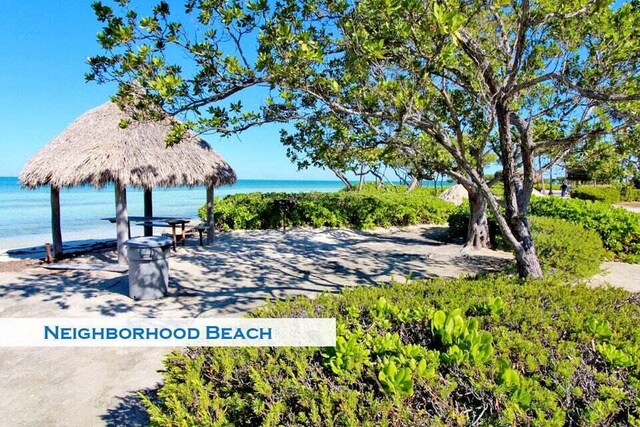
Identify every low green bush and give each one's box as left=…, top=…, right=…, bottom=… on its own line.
left=143, top=276, right=640, bottom=426
left=533, top=181, right=562, bottom=192
left=570, top=185, right=640, bottom=203
left=572, top=185, right=622, bottom=203
left=446, top=204, right=469, bottom=239
left=447, top=206, right=606, bottom=277
left=528, top=216, right=605, bottom=278
left=530, top=197, right=640, bottom=263
left=621, top=186, right=640, bottom=202
left=199, top=188, right=455, bottom=231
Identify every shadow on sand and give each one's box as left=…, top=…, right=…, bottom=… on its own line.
left=0, top=226, right=513, bottom=424
left=0, top=226, right=513, bottom=319
left=101, top=387, right=159, bottom=427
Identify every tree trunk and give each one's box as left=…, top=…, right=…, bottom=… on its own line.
left=143, top=188, right=153, bottom=237
left=357, top=164, right=365, bottom=191
left=371, top=169, right=384, bottom=189
left=465, top=187, right=490, bottom=250
left=494, top=103, right=544, bottom=278
left=513, top=233, right=544, bottom=278
left=406, top=175, right=419, bottom=193
left=333, top=169, right=353, bottom=190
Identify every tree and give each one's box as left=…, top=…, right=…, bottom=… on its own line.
left=565, top=128, right=640, bottom=184
left=283, top=110, right=498, bottom=248
left=88, top=0, right=496, bottom=250
left=616, top=127, right=640, bottom=186
left=255, top=0, right=640, bottom=277
left=89, top=0, right=640, bottom=278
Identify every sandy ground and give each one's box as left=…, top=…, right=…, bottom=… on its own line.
left=0, top=225, right=635, bottom=426
left=616, top=202, right=640, bottom=214
left=589, top=261, right=640, bottom=292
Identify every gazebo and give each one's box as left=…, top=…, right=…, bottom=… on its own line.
left=19, top=101, right=236, bottom=264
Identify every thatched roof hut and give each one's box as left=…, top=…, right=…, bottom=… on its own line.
left=439, top=184, right=468, bottom=206
left=20, top=101, right=236, bottom=263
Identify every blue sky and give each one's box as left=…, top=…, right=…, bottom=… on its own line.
left=0, top=1, right=336, bottom=180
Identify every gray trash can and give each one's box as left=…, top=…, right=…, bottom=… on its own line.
left=124, top=236, right=172, bottom=300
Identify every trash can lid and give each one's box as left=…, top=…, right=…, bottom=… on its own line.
left=124, top=236, right=173, bottom=248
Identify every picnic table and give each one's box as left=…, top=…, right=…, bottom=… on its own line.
left=101, top=216, right=193, bottom=250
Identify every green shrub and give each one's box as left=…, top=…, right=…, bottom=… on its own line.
left=570, top=185, right=640, bottom=203
left=528, top=216, right=605, bottom=278
left=621, top=186, right=640, bottom=202
left=534, top=181, right=562, bottom=192
left=143, top=276, right=640, bottom=426
left=530, top=197, right=640, bottom=263
left=446, top=203, right=469, bottom=239
left=448, top=207, right=606, bottom=277
left=572, top=185, right=621, bottom=203
left=199, top=188, right=455, bottom=231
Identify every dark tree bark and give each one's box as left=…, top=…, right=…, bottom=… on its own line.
left=332, top=169, right=353, bottom=190
left=493, top=104, right=544, bottom=278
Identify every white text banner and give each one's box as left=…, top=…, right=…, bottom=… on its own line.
left=0, top=318, right=336, bottom=347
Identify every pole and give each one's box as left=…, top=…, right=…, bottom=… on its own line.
left=206, top=184, right=214, bottom=245
left=50, top=186, right=63, bottom=260
left=115, top=180, right=129, bottom=264
left=143, top=188, right=153, bottom=236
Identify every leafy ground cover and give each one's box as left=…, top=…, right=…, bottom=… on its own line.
left=144, top=276, right=640, bottom=426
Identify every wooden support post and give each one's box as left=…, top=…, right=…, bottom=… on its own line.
left=45, top=243, right=53, bottom=263
left=50, top=186, right=63, bottom=260
left=171, top=224, right=177, bottom=251
left=115, top=181, right=129, bottom=265
left=144, top=188, right=153, bottom=236
left=206, top=184, right=214, bottom=245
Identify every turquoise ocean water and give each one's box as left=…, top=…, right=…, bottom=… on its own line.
left=0, top=177, right=345, bottom=250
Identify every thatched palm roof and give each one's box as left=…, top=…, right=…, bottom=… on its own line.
left=20, top=101, right=236, bottom=189
left=439, top=184, right=468, bottom=206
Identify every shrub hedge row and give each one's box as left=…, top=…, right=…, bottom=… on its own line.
left=621, top=187, right=640, bottom=202
left=529, top=197, right=640, bottom=263
left=571, top=185, right=640, bottom=203
left=571, top=186, right=623, bottom=204
left=143, top=276, right=640, bottom=426
left=447, top=207, right=606, bottom=277
left=199, top=188, right=455, bottom=231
